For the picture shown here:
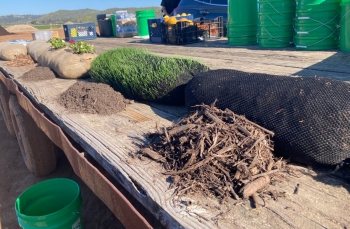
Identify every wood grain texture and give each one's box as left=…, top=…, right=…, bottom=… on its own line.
left=1, top=38, right=350, bottom=229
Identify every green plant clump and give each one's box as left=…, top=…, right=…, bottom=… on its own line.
left=90, top=47, right=209, bottom=105
left=47, top=37, right=66, bottom=49
left=69, top=40, right=95, bottom=54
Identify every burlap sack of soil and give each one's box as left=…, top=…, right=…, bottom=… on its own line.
left=27, top=41, right=98, bottom=79
left=185, top=69, right=350, bottom=166
left=26, top=40, right=50, bottom=62
left=0, top=43, right=27, bottom=61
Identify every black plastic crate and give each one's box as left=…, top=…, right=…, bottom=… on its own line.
left=148, top=18, right=165, bottom=44
left=63, top=22, right=97, bottom=41
left=164, top=21, right=199, bottom=45
left=195, top=16, right=224, bottom=40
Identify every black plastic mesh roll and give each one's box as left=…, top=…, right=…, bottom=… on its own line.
left=185, top=69, right=350, bottom=166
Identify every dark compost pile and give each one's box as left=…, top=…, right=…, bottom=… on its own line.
left=20, top=66, right=56, bottom=81
left=59, top=81, right=132, bottom=115
left=142, top=104, right=286, bottom=201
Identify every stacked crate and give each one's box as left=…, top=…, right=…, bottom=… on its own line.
left=63, top=23, right=96, bottom=41
left=148, top=16, right=224, bottom=45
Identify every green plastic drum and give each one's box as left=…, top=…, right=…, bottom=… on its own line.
left=294, top=0, right=341, bottom=50
left=258, top=36, right=293, bottom=48
left=295, top=22, right=339, bottom=36
left=111, top=14, right=117, bottom=37
left=227, top=0, right=258, bottom=46
left=294, top=34, right=339, bottom=50
left=135, top=10, right=155, bottom=36
left=15, top=178, right=83, bottom=229
left=340, top=1, right=350, bottom=51
left=258, top=0, right=295, bottom=48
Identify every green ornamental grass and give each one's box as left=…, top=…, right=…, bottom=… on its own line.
left=90, top=47, right=209, bottom=105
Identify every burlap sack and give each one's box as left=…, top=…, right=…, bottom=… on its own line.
left=26, top=40, right=50, bottom=62
left=26, top=40, right=98, bottom=79
left=0, top=43, right=27, bottom=61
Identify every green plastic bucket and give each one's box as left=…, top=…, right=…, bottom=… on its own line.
left=294, top=34, right=339, bottom=50
left=227, top=0, right=258, bottom=46
left=110, top=14, right=117, bottom=37
left=259, top=13, right=295, bottom=25
left=340, top=1, right=350, bottom=51
left=15, top=178, right=83, bottom=229
left=258, top=0, right=295, bottom=48
left=297, top=2, right=340, bottom=12
left=258, top=25, right=294, bottom=38
left=294, top=0, right=341, bottom=50
left=258, top=36, right=293, bottom=48
left=135, top=10, right=155, bottom=36
left=295, top=22, right=339, bottom=36
left=227, top=24, right=258, bottom=45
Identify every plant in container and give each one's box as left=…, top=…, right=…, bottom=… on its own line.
left=68, top=40, right=94, bottom=54
left=47, top=37, right=66, bottom=49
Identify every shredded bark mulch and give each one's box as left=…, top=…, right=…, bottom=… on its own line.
left=141, top=103, right=287, bottom=203
left=0, top=26, right=12, bottom=36
left=59, top=81, right=132, bottom=115
left=20, top=66, right=56, bottom=81
left=5, top=54, right=35, bottom=67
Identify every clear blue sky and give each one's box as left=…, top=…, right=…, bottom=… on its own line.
left=0, top=0, right=161, bottom=16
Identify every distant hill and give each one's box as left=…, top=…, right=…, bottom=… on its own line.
left=0, top=7, right=162, bottom=25
left=0, top=14, right=43, bottom=24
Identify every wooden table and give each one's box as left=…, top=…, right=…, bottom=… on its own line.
left=1, top=37, right=349, bottom=228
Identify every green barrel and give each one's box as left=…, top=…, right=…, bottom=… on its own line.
left=111, top=14, right=117, bottom=37
left=15, top=178, right=83, bottom=229
left=340, top=0, right=350, bottom=51
left=294, top=0, right=341, bottom=50
left=135, top=10, right=155, bottom=36
left=258, top=0, right=296, bottom=48
left=227, top=0, right=258, bottom=46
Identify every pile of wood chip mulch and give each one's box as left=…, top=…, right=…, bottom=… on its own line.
left=141, top=103, right=288, bottom=203
left=5, top=54, right=35, bottom=67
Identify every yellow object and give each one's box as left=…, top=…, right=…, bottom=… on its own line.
left=179, top=18, right=188, bottom=22
left=188, top=14, right=192, bottom=16
left=167, top=16, right=177, bottom=25
left=187, top=20, right=194, bottom=25
left=70, top=28, right=77, bottom=37
left=181, top=13, right=187, bottom=16
left=163, top=15, right=170, bottom=23
left=176, top=14, right=181, bottom=17
left=151, top=23, right=157, bottom=28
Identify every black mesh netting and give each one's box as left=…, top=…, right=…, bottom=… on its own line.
left=185, top=69, right=350, bottom=166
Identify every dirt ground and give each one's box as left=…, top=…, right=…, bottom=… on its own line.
left=0, top=112, right=125, bottom=228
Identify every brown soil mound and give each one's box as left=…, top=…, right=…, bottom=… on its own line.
left=0, top=26, right=11, bottom=36
left=20, top=66, right=57, bottom=81
left=60, top=81, right=131, bottom=115
left=5, top=54, right=35, bottom=67
left=5, top=25, right=38, bottom=33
